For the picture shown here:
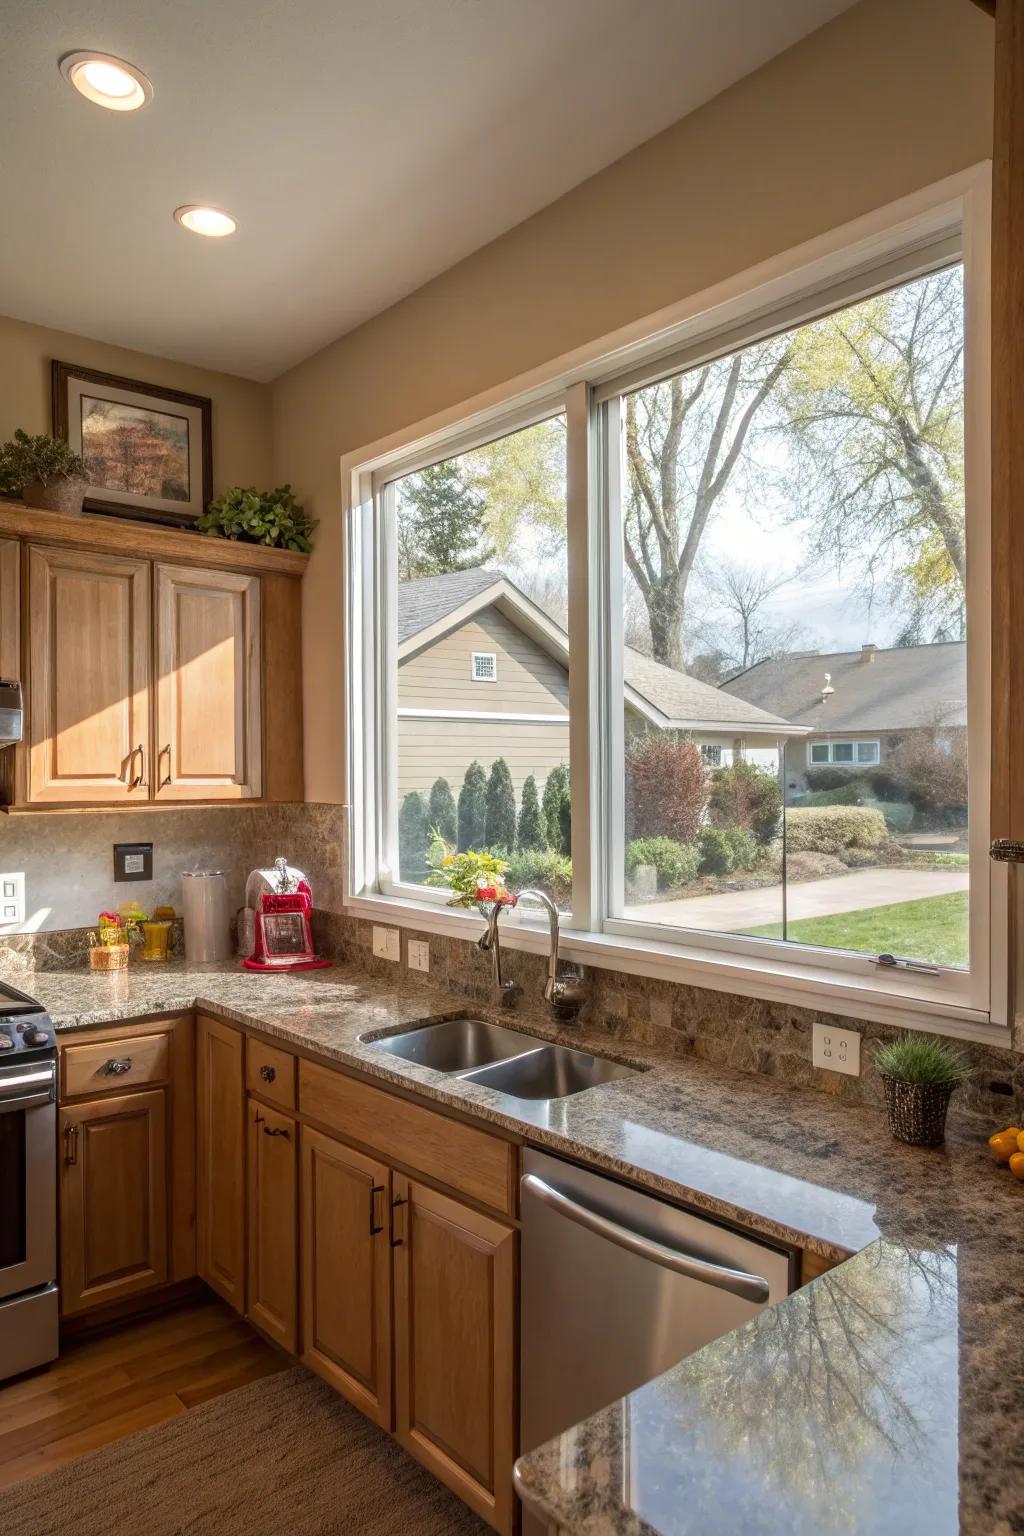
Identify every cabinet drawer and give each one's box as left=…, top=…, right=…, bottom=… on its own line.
left=299, top=1060, right=515, bottom=1216
left=62, top=1032, right=170, bottom=1099
left=246, top=1037, right=296, bottom=1110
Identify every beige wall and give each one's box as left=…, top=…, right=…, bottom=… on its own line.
left=274, top=0, right=993, bottom=806
left=0, top=314, right=272, bottom=497
left=399, top=609, right=569, bottom=713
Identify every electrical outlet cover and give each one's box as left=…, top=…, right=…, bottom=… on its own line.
left=407, top=939, right=430, bottom=973
left=372, top=925, right=401, bottom=962
left=0, top=872, right=25, bottom=927
left=812, top=1021, right=861, bottom=1076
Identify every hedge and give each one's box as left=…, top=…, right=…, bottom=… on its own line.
left=505, top=848, right=572, bottom=908
left=625, top=837, right=700, bottom=891
left=784, top=805, right=888, bottom=853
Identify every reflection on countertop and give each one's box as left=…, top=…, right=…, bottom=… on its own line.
left=28, top=959, right=1024, bottom=1533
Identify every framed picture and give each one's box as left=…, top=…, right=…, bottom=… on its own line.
left=52, top=360, right=212, bottom=526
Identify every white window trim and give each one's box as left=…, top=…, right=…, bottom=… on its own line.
left=471, top=651, right=497, bottom=682
left=342, top=163, right=1008, bottom=1045
left=807, top=739, right=881, bottom=766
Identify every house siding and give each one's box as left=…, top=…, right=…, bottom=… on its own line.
left=399, top=607, right=568, bottom=714
left=397, top=716, right=569, bottom=800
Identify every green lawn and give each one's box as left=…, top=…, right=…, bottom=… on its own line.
left=744, top=890, right=969, bottom=968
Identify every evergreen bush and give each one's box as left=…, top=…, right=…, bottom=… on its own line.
left=516, top=774, right=546, bottom=851
left=542, top=765, right=570, bottom=853
left=427, top=777, right=457, bottom=845
left=485, top=758, right=517, bottom=853
left=398, top=791, right=429, bottom=881
left=457, top=761, right=488, bottom=850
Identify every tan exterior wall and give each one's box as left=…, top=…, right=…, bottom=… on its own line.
left=271, top=0, right=994, bottom=804
left=398, top=717, right=568, bottom=802
left=400, top=608, right=568, bottom=713
left=0, top=313, right=272, bottom=497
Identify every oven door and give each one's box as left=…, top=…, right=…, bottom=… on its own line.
left=0, top=1057, right=56, bottom=1301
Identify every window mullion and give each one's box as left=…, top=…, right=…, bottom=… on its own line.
left=566, top=382, right=595, bottom=930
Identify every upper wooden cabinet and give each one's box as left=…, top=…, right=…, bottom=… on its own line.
left=28, top=546, right=152, bottom=804
left=155, top=564, right=261, bottom=800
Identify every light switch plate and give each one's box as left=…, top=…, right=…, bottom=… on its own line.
left=372, top=925, right=401, bottom=963
left=407, top=939, right=430, bottom=973
left=812, top=1021, right=861, bottom=1076
left=0, top=872, right=25, bottom=929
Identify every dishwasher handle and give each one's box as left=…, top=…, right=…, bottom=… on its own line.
left=522, top=1173, right=771, bottom=1305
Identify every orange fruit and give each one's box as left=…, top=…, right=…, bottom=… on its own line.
left=1018, top=1131, right=1024, bottom=1154
left=1009, top=1152, right=1024, bottom=1182
left=988, top=1128, right=1021, bottom=1162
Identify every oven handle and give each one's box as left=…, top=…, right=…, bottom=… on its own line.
left=522, top=1173, right=771, bottom=1305
left=0, top=1064, right=55, bottom=1114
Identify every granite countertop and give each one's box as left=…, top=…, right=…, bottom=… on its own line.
left=28, top=960, right=1024, bottom=1533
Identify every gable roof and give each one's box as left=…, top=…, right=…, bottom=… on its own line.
left=397, top=570, right=804, bottom=738
left=720, top=641, right=966, bottom=733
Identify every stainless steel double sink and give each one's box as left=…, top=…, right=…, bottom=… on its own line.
left=365, top=1016, right=639, bottom=1102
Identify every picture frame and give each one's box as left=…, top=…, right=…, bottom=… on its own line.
left=51, top=360, right=212, bottom=526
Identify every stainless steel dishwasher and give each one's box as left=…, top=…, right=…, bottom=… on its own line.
left=519, top=1148, right=794, bottom=1525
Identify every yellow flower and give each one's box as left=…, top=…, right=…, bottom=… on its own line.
left=442, top=854, right=454, bottom=867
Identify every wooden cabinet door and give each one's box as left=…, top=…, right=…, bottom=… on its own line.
left=247, top=1098, right=297, bottom=1353
left=27, top=545, right=151, bottom=803
left=301, top=1129, right=392, bottom=1428
left=154, top=563, right=261, bottom=799
left=196, top=1016, right=246, bottom=1312
left=392, top=1176, right=516, bottom=1533
left=60, top=1089, right=168, bottom=1315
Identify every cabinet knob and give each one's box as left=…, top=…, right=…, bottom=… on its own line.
left=105, top=1058, right=133, bottom=1075
left=259, top=1065, right=276, bottom=1083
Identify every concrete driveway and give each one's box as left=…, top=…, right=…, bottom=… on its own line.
left=626, top=867, right=971, bottom=933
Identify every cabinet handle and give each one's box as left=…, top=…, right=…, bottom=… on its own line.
left=259, top=1065, right=276, bottom=1084
left=129, top=744, right=145, bottom=789
left=369, top=1183, right=385, bottom=1236
left=389, top=1194, right=407, bottom=1248
left=254, top=1110, right=264, bottom=1126
left=160, top=744, right=172, bottom=788
left=105, top=1058, right=133, bottom=1076
left=262, top=1125, right=289, bottom=1138
left=64, top=1122, right=78, bottom=1165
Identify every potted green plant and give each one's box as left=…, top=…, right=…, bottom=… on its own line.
left=873, top=1033, right=973, bottom=1147
left=0, top=429, right=88, bottom=515
left=194, top=484, right=316, bottom=552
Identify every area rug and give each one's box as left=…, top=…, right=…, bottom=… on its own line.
left=0, top=1364, right=488, bottom=1535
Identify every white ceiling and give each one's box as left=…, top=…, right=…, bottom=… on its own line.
left=1, top=0, right=857, bottom=381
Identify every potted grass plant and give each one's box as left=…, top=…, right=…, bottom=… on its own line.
left=0, top=429, right=88, bottom=515
left=874, top=1033, right=973, bottom=1147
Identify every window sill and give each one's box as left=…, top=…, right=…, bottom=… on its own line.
left=343, top=890, right=1009, bottom=1046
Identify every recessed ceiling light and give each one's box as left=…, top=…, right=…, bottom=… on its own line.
left=60, top=51, right=152, bottom=111
left=173, top=205, right=238, bottom=239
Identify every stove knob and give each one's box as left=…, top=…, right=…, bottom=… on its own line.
left=24, top=1027, right=50, bottom=1047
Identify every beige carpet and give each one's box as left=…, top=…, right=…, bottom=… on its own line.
left=0, top=1365, right=488, bottom=1535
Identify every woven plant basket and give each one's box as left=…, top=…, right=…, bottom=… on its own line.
left=880, top=1073, right=956, bottom=1147
left=24, top=477, right=86, bottom=517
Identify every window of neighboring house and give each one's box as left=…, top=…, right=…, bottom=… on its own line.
left=807, top=740, right=881, bottom=766
left=809, top=742, right=830, bottom=764
left=472, top=652, right=497, bottom=682
left=701, top=745, right=723, bottom=767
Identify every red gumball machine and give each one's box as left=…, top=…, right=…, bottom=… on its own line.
left=239, top=857, right=331, bottom=972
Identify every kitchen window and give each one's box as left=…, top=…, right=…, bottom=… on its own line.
left=344, top=169, right=1003, bottom=1035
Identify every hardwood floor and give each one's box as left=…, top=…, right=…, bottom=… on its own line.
left=0, top=1297, right=289, bottom=1491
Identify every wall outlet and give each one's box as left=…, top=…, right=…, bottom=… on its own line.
left=407, top=939, right=430, bottom=974
left=0, top=872, right=25, bottom=928
left=812, top=1022, right=861, bottom=1076
left=372, top=925, right=401, bottom=963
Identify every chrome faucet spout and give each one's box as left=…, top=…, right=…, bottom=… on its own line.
left=514, top=889, right=587, bottom=1021
left=477, top=900, right=517, bottom=1005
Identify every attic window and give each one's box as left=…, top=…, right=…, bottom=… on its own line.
left=472, top=652, right=497, bottom=682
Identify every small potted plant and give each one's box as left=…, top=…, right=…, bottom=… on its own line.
left=874, top=1033, right=973, bottom=1147
left=0, top=429, right=88, bottom=515
left=424, top=834, right=514, bottom=913
left=195, top=484, right=316, bottom=552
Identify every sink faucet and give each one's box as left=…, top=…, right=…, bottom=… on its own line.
left=514, top=889, right=587, bottom=1023
left=477, top=900, right=519, bottom=1007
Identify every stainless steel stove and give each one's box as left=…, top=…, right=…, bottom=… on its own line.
left=0, top=980, right=58, bottom=1382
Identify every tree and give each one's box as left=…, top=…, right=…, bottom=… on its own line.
left=780, top=266, right=966, bottom=641
left=516, top=774, right=546, bottom=851
left=707, top=760, right=782, bottom=845
left=541, top=765, right=570, bottom=853
left=698, top=561, right=811, bottom=677
left=427, top=777, right=457, bottom=845
left=398, top=791, right=429, bottom=880
left=484, top=758, right=517, bottom=852
left=466, top=418, right=566, bottom=561
left=457, top=761, right=488, bottom=850
left=397, top=460, right=492, bottom=579
left=625, top=737, right=707, bottom=842
left=624, top=341, right=793, bottom=668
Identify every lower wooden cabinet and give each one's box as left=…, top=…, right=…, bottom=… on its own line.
left=196, top=1016, right=247, bottom=1312
left=301, top=1128, right=393, bottom=1428
left=59, top=1088, right=168, bottom=1315
left=393, top=1176, right=517, bottom=1533
left=247, top=1098, right=298, bottom=1352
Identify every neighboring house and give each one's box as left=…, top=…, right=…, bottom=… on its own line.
left=719, top=640, right=967, bottom=789
left=397, top=570, right=803, bottom=799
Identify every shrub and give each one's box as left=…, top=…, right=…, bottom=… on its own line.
left=485, top=758, right=517, bottom=853
left=784, top=806, right=887, bottom=854
left=457, top=761, right=488, bottom=850
left=398, top=792, right=429, bottom=880
left=625, top=837, right=700, bottom=891
left=707, top=760, right=782, bottom=845
left=626, top=737, right=708, bottom=843
left=801, top=780, right=873, bottom=808
left=698, top=827, right=735, bottom=876
left=885, top=729, right=968, bottom=812
left=721, top=827, right=757, bottom=869
left=803, top=766, right=860, bottom=792
left=871, top=799, right=915, bottom=834
left=505, top=848, right=572, bottom=908
left=427, top=778, right=457, bottom=845
left=558, top=788, right=572, bottom=856
left=196, top=484, right=316, bottom=552
left=542, top=765, right=571, bottom=854
left=786, top=850, right=847, bottom=880
left=516, top=774, right=545, bottom=851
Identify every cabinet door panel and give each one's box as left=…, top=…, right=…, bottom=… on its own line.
left=196, top=1016, right=246, bottom=1311
left=155, top=564, right=261, bottom=799
left=60, top=1089, right=168, bottom=1315
left=28, top=546, right=151, bottom=803
left=247, top=1099, right=297, bottom=1353
left=393, top=1176, right=516, bottom=1533
left=301, top=1128, right=392, bottom=1429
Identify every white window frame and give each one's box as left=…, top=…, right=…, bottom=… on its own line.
left=342, top=165, right=1007, bottom=1043
left=807, top=739, right=881, bottom=766
left=471, top=651, right=498, bottom=682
